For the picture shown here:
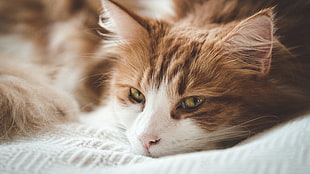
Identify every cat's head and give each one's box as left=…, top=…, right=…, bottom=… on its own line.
left=101, top=0, right=276, bottom=157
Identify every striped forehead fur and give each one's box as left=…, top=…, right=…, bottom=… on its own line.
left=110, top=23, right=244, bottom=132
left=113, top=23, right=241, bottom=98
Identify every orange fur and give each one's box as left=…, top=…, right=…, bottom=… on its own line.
left=104, top=0, right=310, bottom=149
left=0, top=0, right=110, bottom=139
left=0, top=0, right=309, bottom=153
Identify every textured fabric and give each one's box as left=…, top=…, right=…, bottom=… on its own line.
left=0, top=125, right=150, bottom=174
left=0, top=114, right=309, bottom=174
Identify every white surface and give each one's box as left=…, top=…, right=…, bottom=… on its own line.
left=0, top=114, right=309, bottom=174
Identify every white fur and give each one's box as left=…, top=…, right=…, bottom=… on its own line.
left=109, top=80, right=250, bottom=157
left=47, top=19, right=86, bottom=94
left=111, top=83, right=219, bottom=157
left=126, top=84, right=172, bottom=156
left=0, top=35, right=36, bottom=64
left=99, top=0, right=245, bottom=157
left=79, top=103, right=118, bottom=129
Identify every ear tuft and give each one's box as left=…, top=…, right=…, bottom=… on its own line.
left=100, top=0, right=149, bottom=42
left=224, top=8, right=274, bottom=75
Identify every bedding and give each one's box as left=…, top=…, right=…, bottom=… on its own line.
left=0, top=112, right=309, bottom=174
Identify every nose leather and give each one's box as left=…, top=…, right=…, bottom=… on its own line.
left=139, top=134, right=161, bottom=151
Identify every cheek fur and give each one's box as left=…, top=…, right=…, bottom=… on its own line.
left=132, top=118, right=217, bottom=157
left=112, top=96, right=142, bottom=129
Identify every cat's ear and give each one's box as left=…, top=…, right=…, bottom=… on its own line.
left=100, top=0, right=149, bottom=42
left=223, top=8, right=273, bottom=75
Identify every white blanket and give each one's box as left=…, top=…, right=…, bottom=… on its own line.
left=1, top=113, right=309, bottom=174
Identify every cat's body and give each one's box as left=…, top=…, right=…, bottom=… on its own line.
left=1, top=0, right=309, bottom=157
left=0, top=0, right=113, bottom=138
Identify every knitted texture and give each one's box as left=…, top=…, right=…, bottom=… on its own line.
left=0, top=124, right=150, bottom=174
left=1, top=115, right=309, bottom=174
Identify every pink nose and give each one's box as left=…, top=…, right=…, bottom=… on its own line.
left=139, top=134, right=161, bottom=151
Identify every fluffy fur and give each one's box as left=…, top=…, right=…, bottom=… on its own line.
left=0, top=0, right=111, bottom=139
left=0, top=0, right=309, bottom=158
left=0, top=0, right=150, bottom=140
left=101, top=0, right=310, bottom=157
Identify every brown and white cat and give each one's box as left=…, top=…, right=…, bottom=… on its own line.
left=100, top=0, right=310, bottom=157
left=0, top=0, right=158, bottom=139
left=1, top=0, right=310, bottom=158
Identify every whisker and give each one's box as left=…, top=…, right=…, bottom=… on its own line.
left=185, top=115, right=279, bottom=146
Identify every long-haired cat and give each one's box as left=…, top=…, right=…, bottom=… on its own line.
left=0, top=0, right=154, bottom=139
left=101, top=0, right=310, bottom=157
left=1, top=0, right=310, bottom=158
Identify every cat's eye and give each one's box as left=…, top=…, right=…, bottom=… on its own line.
left=129, top=88, right=145, bottom=103
left=181, top=96, right=205, bottom=109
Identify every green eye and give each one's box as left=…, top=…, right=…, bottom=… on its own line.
left=181, top=96, right=205, bottom=109
left=129, top=88, right=145, bottom=103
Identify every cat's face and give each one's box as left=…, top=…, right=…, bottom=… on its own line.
left=110, top=30, right=241, bottom=157
left=102, top=0, right=273, bottom=157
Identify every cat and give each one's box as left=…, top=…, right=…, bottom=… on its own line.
left=0, top=0, right=155, bottom=139
left=100, top=0, right=310, bottom=157
left=1, top=0, right=310, bottom=158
